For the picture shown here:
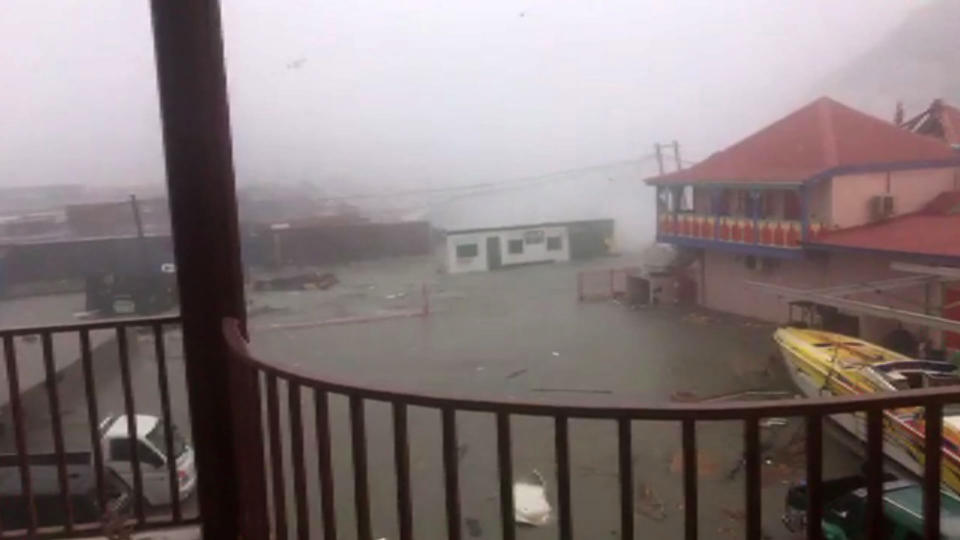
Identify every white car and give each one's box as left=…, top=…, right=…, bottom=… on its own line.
left=99, top=414, right=197, bottom=506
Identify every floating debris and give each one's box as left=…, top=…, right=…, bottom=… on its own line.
left=532, top=388, right=612, bottom=395
left=634, top=481, right=666, bottom=521
left=505, top=368, right=529, bottom=380
left=253, top=272, right=338, bottom=291
left=514, top=470, right=552, bottom=526
left=551, top=351, right=560, bottom=357
left=465, top=517, right=483, bottom=538
left=669, top=449, right=720, bottom=477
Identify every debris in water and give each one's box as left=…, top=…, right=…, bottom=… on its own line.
left=514, top=470, right=552, bottom=526
left=506, top=368, right=529, bottom=380
left=759, top=418, right=788, bottom=428
left=253, top=272, right=338, bottom=291
left=669, top=449, right=719, bottom=477
left=670, top=390, right=699, bottom=402
left=721, top=507, right=746, bottom=521
left=682, top=313, right=713, bottom=324
left=465, top=517, right=483, bottom=538
left=532, top=388, right=612, bottom=395
left=386, top=292, right=408, bottom=300
left=634, top=481, right=666, bottom=521
left=551, top=351, right=560, bottom=357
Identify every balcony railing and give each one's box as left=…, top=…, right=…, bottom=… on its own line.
left=0, top=315, right=196, bottom=538
left=224, top=317, right=960, bottom=540
left=657, top=213, right=827, bottom=249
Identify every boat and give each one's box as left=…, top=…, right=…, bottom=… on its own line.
left=774, top=326, right=960, bottom=493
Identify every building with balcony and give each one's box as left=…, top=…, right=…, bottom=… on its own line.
left=647, top=97, right=960, bottom=349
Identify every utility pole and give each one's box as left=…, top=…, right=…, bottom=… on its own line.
left=129, top=194, right=146, bottom=239
left=653, top=141, right=684, bottom=173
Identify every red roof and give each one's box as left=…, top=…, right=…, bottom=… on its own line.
left=648, top=97, right=959, bottom=185
left=809, top=191, right=960, bottom=260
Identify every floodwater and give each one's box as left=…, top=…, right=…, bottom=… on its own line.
left=248, top=255, right=863, bottom=539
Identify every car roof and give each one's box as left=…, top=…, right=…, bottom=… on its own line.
left=102, top=414, right=159, bottom=439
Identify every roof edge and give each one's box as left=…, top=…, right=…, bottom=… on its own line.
left=645, top=157, right=960, bottom=187
left=801, top=241, right=960, bottom=265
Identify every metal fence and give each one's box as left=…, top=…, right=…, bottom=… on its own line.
left=576, top=267, right=639, bottom=302
left=224, top=317, right=960, bottom=540
left=0, top=315, right=196, bottom=538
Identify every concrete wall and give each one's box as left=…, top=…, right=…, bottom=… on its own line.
left=828, top=167, right=958, bottom=229
left=446, top=225, right=570, bottom=274
left=700, top=250, right=940, bottom=345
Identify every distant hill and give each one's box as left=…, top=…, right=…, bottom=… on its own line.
left=821, top=0, right=960, bottom=118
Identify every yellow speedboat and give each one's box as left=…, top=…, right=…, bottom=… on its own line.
left=774, top=326, right=960, bottom=493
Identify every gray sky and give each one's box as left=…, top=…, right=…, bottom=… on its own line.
left=0, top=1, right=925, bottom=190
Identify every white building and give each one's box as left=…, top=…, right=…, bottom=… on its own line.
left=445, top=220, right=613, bottom=273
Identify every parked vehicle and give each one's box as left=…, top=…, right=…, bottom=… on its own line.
left=783, top=474, right=960, bottom=539
left=0, top=464, right=131, bottom=531
left=98, top=414, right=196, bottom=505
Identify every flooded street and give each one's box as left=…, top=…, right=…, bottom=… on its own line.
left=247, top=256, right=864, bottom=539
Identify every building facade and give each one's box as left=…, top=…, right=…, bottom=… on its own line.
left=445, top=219, right=613, bottom=274
left=647, top=97, right=960, bottom=352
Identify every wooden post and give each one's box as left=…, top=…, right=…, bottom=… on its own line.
left=654, top=143, right=664, bottom=175
left=148, top=1, right=266, bottom=538
left=672, top=140, right=682, bottom=170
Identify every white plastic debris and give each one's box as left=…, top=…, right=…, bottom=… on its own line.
left=759, top=418, right=788, bottom=428
left=514, top=469, right=552, bottom=526
left=551, top=351, right=560, bottom=357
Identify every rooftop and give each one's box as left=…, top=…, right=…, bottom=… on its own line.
left=647, top=97, right=960, bottom=186
left=806, top=190, right=960, bottom=261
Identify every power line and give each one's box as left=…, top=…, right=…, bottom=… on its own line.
left=312, top=156, right=657, bottom=202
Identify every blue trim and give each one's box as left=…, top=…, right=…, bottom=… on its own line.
left=802, top=242, right=960, bottom=265
left=803, top=158, right=960, bottom=185
left=657, top=235, right=806, bottom=259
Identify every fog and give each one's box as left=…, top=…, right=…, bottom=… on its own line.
left=0, top=1, right=929, bottom=243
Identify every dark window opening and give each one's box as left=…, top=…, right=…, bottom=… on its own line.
left=508, top=239, right=524, bottom=254
left=456, top=244, right=478, bottom=258
left=547, top=237, right=562, bottom=251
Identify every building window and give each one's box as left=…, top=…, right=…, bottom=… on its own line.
left=508, top=239, right=524, bottom=254
left=456, top=243, right=478, bottom=258
left=547, top=236, right=562, bottom=251
left=523, top=230, right=544, bottom=244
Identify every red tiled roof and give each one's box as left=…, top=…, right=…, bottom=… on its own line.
left=808, top=191, right=960, bottom=259
left=648, top=97, right=959, bottom=185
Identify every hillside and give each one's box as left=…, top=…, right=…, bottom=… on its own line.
left=821, top=0, right=960, bottom=118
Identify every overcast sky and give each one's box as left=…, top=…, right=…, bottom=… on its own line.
left=0, top=1, right=925, bottom=191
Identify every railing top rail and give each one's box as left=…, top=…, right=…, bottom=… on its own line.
left=0, top=314, right=181, bottom=337
left=223, top=318, right=960, bottom=421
